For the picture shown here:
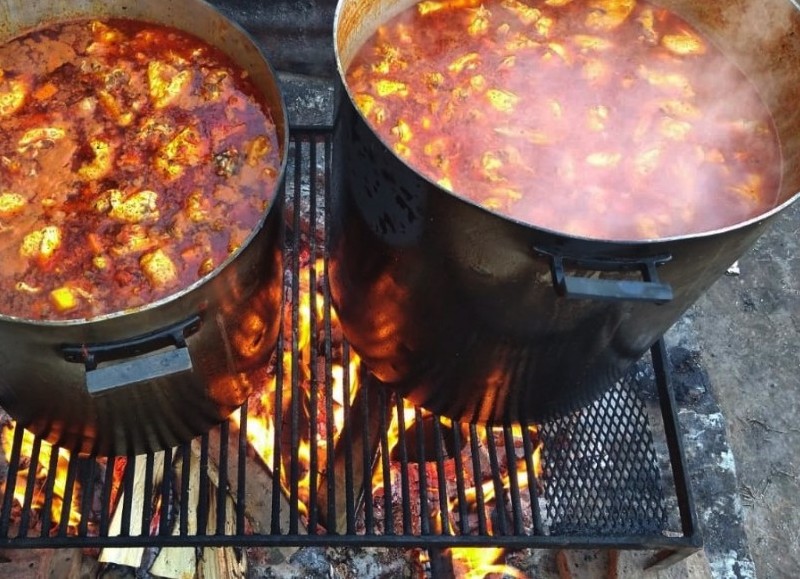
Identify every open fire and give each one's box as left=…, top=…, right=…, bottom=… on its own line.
left=0, top=131, right=694, bottom=578
left=0, top=206, right=542, bottom=578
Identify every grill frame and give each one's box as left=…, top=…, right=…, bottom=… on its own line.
left=0, top=129, right=701, bottom=569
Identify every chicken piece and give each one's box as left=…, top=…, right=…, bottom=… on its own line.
left=661, top=30, right=706, bottom=56
left=505, top=32, right=541, bottom=52
left=480, top=151, right=505, bottom=182
left=535, top=16, right=555, bottom=38
left=78, top=139, right=113, bottom=180
left=501, top=0, right=542, bottom=25
left=111, top=224, right=157, bottom=257
left=637, top=66, right=695, bottom=98
left=20, top=225, right=61, bottom=260
left=372, top=79, right=409, bottom=97
left=486, top=89, right=520, bottom=113
left=98, top=90, right=134, bottom=127
left=659, top=117, right=692, bottom=141
left=186, top=190, right=210, bottom=223
left=156, top=126, right=204, bottom=180
left=545, top=0, right=573, bottom=5
left=0, top=77, right=27, bottom=117
left=587, top=105, right=610, bottom=131
left=102, top=189, right=160, bottom=223
left=633, top=146, right=662, bottom=176
left=17, top=127, right=66, bottom=153
left=448, top=53, right=481, bottom=74
left=372, top=44, right=407, bottom=74
left=468, top=5, right=492, bottom=36
left=571, top=35, right=613, bottom=51
left=585, top=0, right=636, bottom=31
left=544, top=42, right=572, bottom=64
left=50, top=286, right=78, bottom=312
left=391, top=119, right=413, bottom=144
left=658, top=99, right=701, bottom=120
left=586, top=151, right=622, bottom=168
left=354, top=93, right=388, bottom=124
left=90, top=20, right=123, bottom=43
left=148, top=60, right=193, bottom=109
left=201, top=69, right=229, bottom=101
left=636, top=7, right=658, bottom=44
left=0, top=192, right=26, bottom=216
left=140, top=249, right=178, bottom=289
left=245, top=136, right=272, bottom=167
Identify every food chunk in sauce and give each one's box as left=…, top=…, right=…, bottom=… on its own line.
left=0, top=19, right=280, bottom=320
left=346, top=0, right=782, bottom=241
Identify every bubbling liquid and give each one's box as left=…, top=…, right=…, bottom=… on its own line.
left=346, top=0, right=782, bottom=240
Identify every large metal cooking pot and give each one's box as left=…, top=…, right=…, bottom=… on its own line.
left=330, top=0, right=800, bottom=424
left=0, top=0, right=288, bottom=456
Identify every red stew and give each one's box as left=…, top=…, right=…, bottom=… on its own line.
left=346, top=0, right=782, bottom=240
left=0, top=19, right=280, bottom=320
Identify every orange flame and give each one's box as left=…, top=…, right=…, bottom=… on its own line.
left=1, top=422, right=81, bottom=532
left=232, top=252, right=541, bottom=578
left=232, top=257, right=360, bottom=519
left=450, top=546, right=529, bottom=578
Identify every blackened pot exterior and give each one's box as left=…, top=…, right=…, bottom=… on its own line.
left=0, top=0, right=288, bottom=456
left=330, top=0, right=800, bottom=424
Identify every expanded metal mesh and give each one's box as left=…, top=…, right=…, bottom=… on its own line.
left=541, top=375, right=666, bottom=536
left=0, top=131, right=697, bottom=557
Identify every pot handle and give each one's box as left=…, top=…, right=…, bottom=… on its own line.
left=62, top=315, right=202, bottom=396
left=534, top=249, right=674, bottom=304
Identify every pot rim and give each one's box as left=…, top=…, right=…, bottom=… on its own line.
left=333, top=0, right=800, bottom=249
left=0, top=0, right=290, bottom=327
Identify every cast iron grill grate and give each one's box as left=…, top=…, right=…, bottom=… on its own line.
left=0, top=130, right=700, bottom=565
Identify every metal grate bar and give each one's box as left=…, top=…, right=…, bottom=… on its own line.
left=0, top=129, right=700, bottom=562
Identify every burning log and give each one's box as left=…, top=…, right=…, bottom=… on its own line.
left=206, top=420, right=303, bottom=567
left=150, top=437, right=251, bottom=578
left=315, top=376, right=388, bottom=533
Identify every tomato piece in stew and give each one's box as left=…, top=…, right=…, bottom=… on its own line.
left=0, top=19, right=280, bottom=320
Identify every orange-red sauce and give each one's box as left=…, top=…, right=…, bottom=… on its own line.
left=346, top=0, right=782, bottom=240
left=0, top=19, right=280, bottom=320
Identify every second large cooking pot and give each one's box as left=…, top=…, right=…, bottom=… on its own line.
left=0, top=0, right=288, bottom=456
left=329, top=0, right=800, bottom=424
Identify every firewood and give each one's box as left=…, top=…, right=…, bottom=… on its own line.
left=196, top=482, right=246, bottom=579
left=149, top=445, right=201, bottom=579
left=99, top=452, right=166, bottom=568
left=316, top=379, right=387, bottom=533
left=206, top=421, right=302, bottom=566
left=205, top=422, right=301, bottom=536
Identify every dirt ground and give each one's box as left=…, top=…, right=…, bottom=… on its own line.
left=686, top=201, right=799, bottom=577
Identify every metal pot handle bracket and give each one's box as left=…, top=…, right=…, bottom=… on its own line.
left=534, top=248, right=674, bottom=304
left=62, top=315, right=203, bottom=396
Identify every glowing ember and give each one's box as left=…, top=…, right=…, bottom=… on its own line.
left=0, top=421, right=81, bottom=533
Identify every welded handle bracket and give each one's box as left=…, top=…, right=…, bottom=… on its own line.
left=536, top=249, right=674, bottom=304
left=62, top=315, right=202, bottom=395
